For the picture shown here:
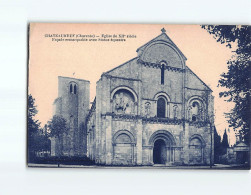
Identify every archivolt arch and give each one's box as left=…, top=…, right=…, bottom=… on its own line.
left=187, top=96, right=206, bottom=121
left=153, top=91, right=171, bottom=102
left=111, top=86, right=138, bottom=102
left=187, top=96, right=206, bottom=108
left=154, top=92, right=171, bottom=118
left=141, top=41, right=186, bottom=68
left=189, top=134, right=206, bottom=147
left=149, top=130, right=176, bottom=146
left=113, top=130, right=136, bottom=144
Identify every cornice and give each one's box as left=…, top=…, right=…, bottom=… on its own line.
left=137, top=59, right=185, bottom=73
left=100, top=112, right=210, bottom=127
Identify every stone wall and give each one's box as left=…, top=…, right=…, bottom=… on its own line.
left=86, top=32, right=214, bottom=166
left=51, top=76, right=90, bottom=157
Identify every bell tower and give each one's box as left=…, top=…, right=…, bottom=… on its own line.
left=52, top=76, right=90, bottom=157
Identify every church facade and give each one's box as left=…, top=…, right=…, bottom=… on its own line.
left=51, top=29, right=215, bottom=166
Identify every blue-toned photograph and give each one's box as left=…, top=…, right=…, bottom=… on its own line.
left=27, top=24, right=250, bottom=169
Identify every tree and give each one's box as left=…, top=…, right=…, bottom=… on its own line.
left=28, top=94, right=41, bottom=162
left=202, top=25, right=251, bottom=144
left=28, top=94, right=51, bottom=161
left=48, top=115, right=68, bottom=156
left=28, top=94, right=40, bottom=135
left=221, top=129, right=229, bottom=155
left=214, top=126, right=222, bottom=163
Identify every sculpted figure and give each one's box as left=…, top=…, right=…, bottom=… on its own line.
left=145, top=102, right=151, bottom=116
left=114, top=92, right=130, bottom=113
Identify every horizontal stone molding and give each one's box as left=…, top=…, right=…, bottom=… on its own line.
left=101, top=112, right=210, bottom=126
left=103, top=74, right=142, bottom=82
left=142, top=117, right=184, bottom=125
left=142, top=145, right=183, bottom=149
left=137, top=59, right=185, bottom=73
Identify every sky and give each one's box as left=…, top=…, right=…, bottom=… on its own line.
left=29, top=23, right=236, bottom=145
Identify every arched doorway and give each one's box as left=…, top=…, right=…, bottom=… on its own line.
left=153, top=139, right=167, bottom=164
left=149, top=130, right=176, bottom=165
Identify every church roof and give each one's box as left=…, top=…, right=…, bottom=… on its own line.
left=136, top=29, right=187, bottom=60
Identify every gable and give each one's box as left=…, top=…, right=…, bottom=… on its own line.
left=103, top=57, right=139, bottom=79
left=137, top=32, right=187, bottom=61
left=186, top=66, right=212, bottom=91
left=140, top=41, right=184, bottom=69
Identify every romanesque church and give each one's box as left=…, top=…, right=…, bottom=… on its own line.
left=51, top=29, right=215, bottom=166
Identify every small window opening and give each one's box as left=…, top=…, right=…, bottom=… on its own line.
left=70, top=84, right=73, bottom=93
left=161, top=65, right=165, bottom=85
left=192, top=115, right=197, bottom=121
left=157, top=97, right=166, bottom=118
left=74, top=85, right=77, bottom=94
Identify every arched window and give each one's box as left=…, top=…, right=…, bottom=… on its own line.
left=157, top=97, right=166, bottom=118
left=160, top=62, right=166, bottom=85
left=74, top=85, right=77, bottom=94
left=191, top=101, right=200, bottom=121
left=69, top=82, right=77, bottom=94
left=187, top=97, right=205, bottom=122
left=70, top=84, right=73, bottom=93
left=161, top=65, right=165, bottom=85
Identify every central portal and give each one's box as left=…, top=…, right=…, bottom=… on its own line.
left=153, top=139, right=167, bottom=164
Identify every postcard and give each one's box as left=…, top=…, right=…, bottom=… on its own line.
left=28, top=23, right=250, bottom=169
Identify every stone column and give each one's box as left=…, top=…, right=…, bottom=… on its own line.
left=183, top=122, right=190, bottom=164
left=131, top=144, right=135, bottom=164
left=149, top=147, right=153, bottom=165
left=172, top=147, right=175, bottom=163
left=136, top=119, right=143, bottom=165
left=166, top=146, right=170, bottom=164
left=105, top=115, right=112, bottom=164
left=87, top=131, right=89, bottom=157
left=202, top=147, right=204, bottom=164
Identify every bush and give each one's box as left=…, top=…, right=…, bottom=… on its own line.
left=30, top=156, right=95, bottom=165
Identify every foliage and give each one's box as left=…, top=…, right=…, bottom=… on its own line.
left=32, top=130, right=51, bottom=152
left=47, top=115, right=68, bottom=138
left=214, top=126, right=222, bottom=163
left=221, top=129, right=229, bottom=154
left=202, top=25, right=251, bottom=143
left=28, top=94, right=50, bottom=162
left=47, top=115, right=68, bottom=156
left=31, top=156, right=95, bottom=166
left=28, top=94, right=40, bottom=161
left=28, top=94, right=40, bottom=135
left=214, top=127, right=231, bottom=164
